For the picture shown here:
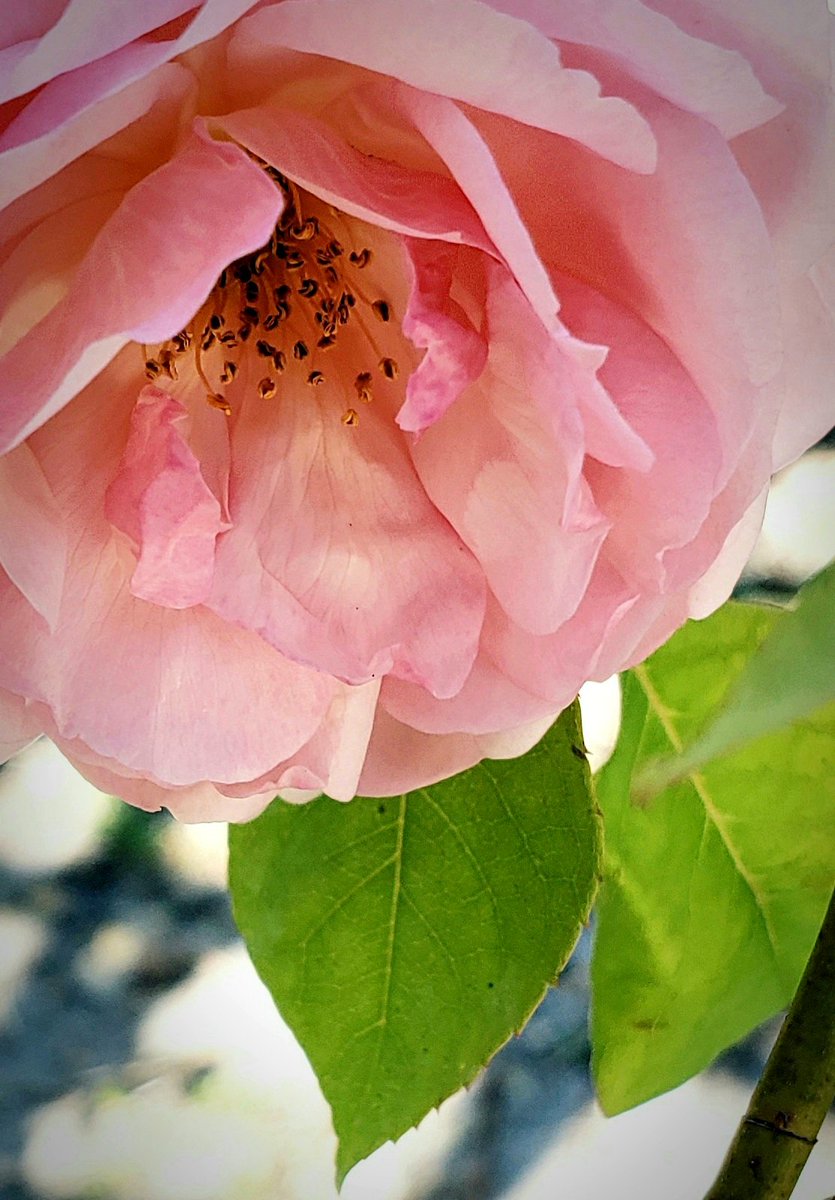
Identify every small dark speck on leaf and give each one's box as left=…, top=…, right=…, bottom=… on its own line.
left=378, top=804, right=387, bottom=815
left=487, top=981, right=494, bottom=989
left=571, top=744, right=587, bottom=760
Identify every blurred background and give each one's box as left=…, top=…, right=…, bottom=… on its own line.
left=1, top=443, right=833, bottom=1200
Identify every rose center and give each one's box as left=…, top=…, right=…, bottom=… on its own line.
left=142, top=161, right=399, bottom=427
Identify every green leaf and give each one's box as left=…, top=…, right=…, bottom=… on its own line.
left=229, top=702, right=600, bottom=1182
left=592, top=602, right=835, bottom=1116
left=636, top=562, right=835, bottom=794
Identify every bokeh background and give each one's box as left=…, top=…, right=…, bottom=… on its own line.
left=1, top=445, right=833, bottom=1199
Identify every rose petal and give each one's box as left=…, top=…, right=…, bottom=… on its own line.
left=397, top=238, right=488, bottom=433
left=208, top=351, right=486, bottom=697
left=233, top=0, right=657, bottom=171
left=492, top=0, right=783, bottom=138
left=0, top=124, right=282, bottom=453
left=0, top=362, right=334, bottom=786
left=105, top=386, right=229, bottom=610
left=0, top=687, right=43, bottom=763
left=412, top=265, right=609, bottom=636
left=0, top=442, right=66, bottom=627
left=357, top=704, right=556, bottom=797
left=214, top=102, right=493, bottom=250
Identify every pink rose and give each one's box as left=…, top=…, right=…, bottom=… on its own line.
left=1, top=1, right=832, bottom=820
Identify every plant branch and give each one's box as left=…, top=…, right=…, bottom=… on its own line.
left=704, top=886, right=835, bottom=1200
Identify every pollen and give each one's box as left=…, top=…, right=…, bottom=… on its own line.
left=139, top=160, right=402, bottom=425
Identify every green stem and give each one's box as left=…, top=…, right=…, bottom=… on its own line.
left=704, top=886, right=835, bottom=1200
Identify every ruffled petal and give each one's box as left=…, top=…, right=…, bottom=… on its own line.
left=411, top=265, right=609, bottom=636
left=233, top=0, right=656, bottom=171
left=105, top=386, right=228, bottom=609
left=0, top=124, right=282, bottom=453
left=397, top=238, right=488, bottom=433
left=560, top=272, right=723, bottom=593
left=215, top=103, right=493, bottom=250
left=471, top=71, right=785, bottom=491
left=207, top=343, right=486, bottom=697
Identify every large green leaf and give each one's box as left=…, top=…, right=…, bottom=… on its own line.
left=592, top=602, right=835, bottom=1115
left=229, top=703, right=600, bottom=1181
left=636, top=561, right=835, bottom=794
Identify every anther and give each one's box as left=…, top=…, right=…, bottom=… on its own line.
left=308, top=370, right=325, bottom=386
left=258, top=378, right=276, bottom=400
left=209, top=314, right=225, bottom=330
left=349, top=249, right=372, bottom=269
left=372, top=300, right=390, bottom=322
left=379, top=357, right=399, bottom=380
left=341, top=408, right=360, bottom=426
left=145, top=360, right=162, bottom=380
left=299, top=278, right=319, bottom=298
left=206, top=393, right=232, bottom=416
left=256, top=339, right=277, bottom=358
left=293, top=340, right=309, bottom=360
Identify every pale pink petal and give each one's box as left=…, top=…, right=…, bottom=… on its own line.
left=208, top=361, right=486, bottom=697
left=411, top=266, right=609, bottom=636
left=0, top=124, right=282, bottom=453
left=381, top=647, right=558, bottom=736
left=0, top=0, right=262, bottom=105
left=105, top=386, right=229, bottom=610
left=397, top=238, right=488, bottom=433
left=219, top=680, right=382, bottom=803
left=560, top=271, right=723, bottom=593
left=471, top=74, right=785, bottom=492
left=56, top=739, right=277, bottom=823
left=0, top=55, right=194, bottom=209
left=0, top=361, right=334, bottom=787
left=0, top=442, right=66, bottom=627
left=233, top=0, right=656, bottom=171
left=215, top=103, right=493, bottom=250
left=357, top=704, right=555, bottom=797
left=687, top=486, right=769, bottom=619
left=0, top=687, right=44, bottom=763
left=390, top=84, right=560, bottom=332
left=492, top=0, right=783, bottom=137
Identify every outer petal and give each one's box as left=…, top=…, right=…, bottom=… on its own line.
left=55, top=739, right=277, bottom=824
left=0, top=124, right=282, bottom=453
left=232, top=0, right=657, bottom=171
left=357, top=705, right=556, bottom=797
left=0, top=687, right=43, bottom=763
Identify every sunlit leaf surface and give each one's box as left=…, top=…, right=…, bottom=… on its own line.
left=592, top=601, right=835, bottom=1114
left=230, top=702, right=600, bottom=1180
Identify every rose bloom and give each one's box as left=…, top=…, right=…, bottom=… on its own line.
left=0, top=1, right=832, bottom=821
